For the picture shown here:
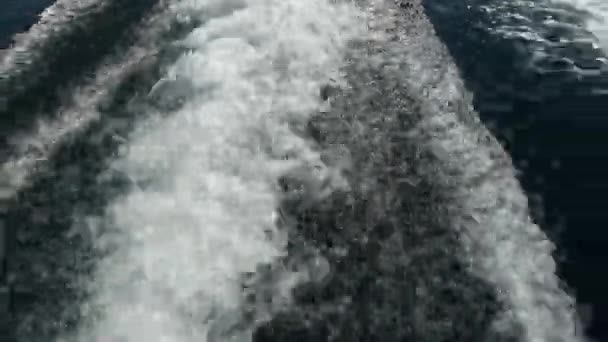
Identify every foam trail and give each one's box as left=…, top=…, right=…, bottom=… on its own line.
left=1, top=48, right=142, bottom=192
left=363, top=0, right=583, bottom=341
left=0, top=0, right=174, bottom=198
left=68, top=1, right=364, bottom=341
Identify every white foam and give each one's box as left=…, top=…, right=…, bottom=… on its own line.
left=362, top=0, right=583, bottom=341
left=421, top=115, right=582, bottom=342
left=0, top=0, right=176, bottom=198
left=69, top=1, right=364, bottom=341
left=1, top=49, right=139, bottom=192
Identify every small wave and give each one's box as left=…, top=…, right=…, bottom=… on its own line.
left=0, top=0, right=109, bottom=77
left=477, top=0, right=607, bottom=75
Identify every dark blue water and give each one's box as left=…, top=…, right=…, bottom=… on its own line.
left=2, top=1, right=608, bottom=341
left=425, top=1, right=608, bottom=340
left=0, top=0, right=55, bottom=48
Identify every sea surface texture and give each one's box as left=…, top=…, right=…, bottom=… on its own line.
left=1, top=0, right=606, bottom=341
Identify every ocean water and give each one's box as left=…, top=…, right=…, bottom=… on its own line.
left=0, top=0, right=55, bottom=48
left=0, top=1, right=606, bottom=342
left=424, top=0, right=608, bottom=339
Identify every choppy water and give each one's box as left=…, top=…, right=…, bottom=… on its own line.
left=1, top=0, right=606, bottom=341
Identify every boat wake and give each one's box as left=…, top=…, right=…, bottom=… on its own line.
left=0, top=0, right=591, bottom=341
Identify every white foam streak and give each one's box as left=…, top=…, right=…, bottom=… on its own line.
left=74, top=1, right=364, bottom=341
left=1, top=49, right=139, bottom=191
left=0, top=1, right=176, bottom=199
left=0, top=0, right=109, bottom=75
left=365, top=0, right=582, bottom=341
left=424, top=115, right=581, bottom=342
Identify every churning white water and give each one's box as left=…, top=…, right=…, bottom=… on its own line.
left=66, top=1, right=364, bottom=341
left=0, top=0, right=592, bottom=341
left=355, top=1, right=585, bottom=341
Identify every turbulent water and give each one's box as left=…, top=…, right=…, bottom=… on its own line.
left=0, top=0, right=604, bottom=341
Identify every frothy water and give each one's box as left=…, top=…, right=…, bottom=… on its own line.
left=0, top=0, right=591, bottom=341
left=0, top=0, right=176, bottom=198
left=65, top=1, right=364, bottom=341
left=1, top=47, right=144, bottom=196
left=351, top=1, right=583, bottom=341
